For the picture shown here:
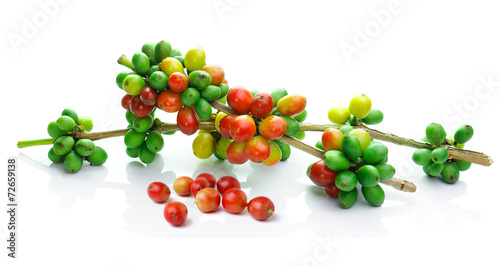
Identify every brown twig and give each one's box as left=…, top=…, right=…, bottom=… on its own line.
left=16, top=100, right=492, bottom=193
left=299, top=123, right=493, bottom=167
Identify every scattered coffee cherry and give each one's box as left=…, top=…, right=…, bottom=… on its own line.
left=222, top=188, right=247, bottom=214
left=190, top=178, right=212, bottom=197
left=195, top=173, right=217, bottom=188
left=173, top=176, right=193, bottom=196
left=164, top=201, right=188, bottom=226
left=195, top=187, right=221, bottom=213
left=147, top=182, right=171, bottom=203
left=216, top=176, right=241, bottom=195
left=247, top=196, right=275, bottom=221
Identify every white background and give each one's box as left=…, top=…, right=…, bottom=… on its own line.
left=1, top=0, right=500, bottom=265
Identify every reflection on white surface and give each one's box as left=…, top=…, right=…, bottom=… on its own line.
left=18, top=142, right=483, bottom=242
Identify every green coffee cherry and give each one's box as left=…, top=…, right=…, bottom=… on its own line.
left=455, top=160, right=472, bottom=171
left=375, top=163, right=395, bottom=181
left=147, top=65, right=160, bottom=77
left=78, top=116, right=93, bottom=132
left=270, top=88, right=288, bottom=106
left=201, top=85, right=222, bottom=101
left=171, top=48, right=182, bottom=57
left=361, top=109, right=384, bottom=125
left=188, top=70, right=212, bottom=90
left=339, top=187, right=358, bottom=209
left=124, top=129, right=146, bottom=149
left=306, top=162, right=314, bottom=177
left=48, top=148, right=65, bottom=163
left=442, top=162, right=460, bottom=184
left=249, top=89, right=259, bottom=96
left=149, top=71, right=169, bottom=91
left=181, top=87, right=201, bottom=106
left=141, top=42, right=158, bottom=65
left=281, top=116, right=301, bottom=137
left=195, top=98, right=213, bottom=120
left=361, top=185, right=385, bottom=207
left=293, top=110, right=308, bottom=123
left=116, top=71, right=135, bottom=89
left=426, top=162, right=444, bottom=176
left=125, top=110, right=137, bottom=125
left=126, top=147, right=140, bottom=158
left=61, top=108, right=79, bottom=123
left=57, top=116, right=76, bottom=131
left=53, top=136, right=75, bottom=155
left=155, top=40, right=172, bottom=62
left=294, top=131, right=306, bottom=140
left=412, top=149, right=432, bottom=166
left=422, top=165, right=432, bottom=177
left=315, top=141, right=324, bottom=151
left=215, top=137, right=232, bottom=160
left=275, top=140, right=291, bottom=161
left=174, top=56, right=185, bottom=67
left=339, top=125, right=354, bottom=135
left=342, top=134, right=362, bottom=161
left=324, top=150, right=351, bottom=171
left=163, top=130, right=176, bottom=136
left=64, top=151, right=83, bottom=173
left=425, top=123, right=446, bottom=146
left=138, top=143, right=156, bottom=164
left=123, top=74, right=146, bottom=96
left=335, top=171, right=358, bottom=192
left=47, top=121, right=67, bottom=139
left=86, top=146, right=107, bottom=166
left=133, top=115, right=154, bottom=133
left=132, top=52, right=150, bottom=76
left=75, top=139, right=95, bottom=157
left=213, top=149, right=224, bottom=160
left=145, top=130, right=164, bottom=152
left=431, top=147, right=448, bottom=163
left=218, top=83, right=229, bottom=99
left=357, top=165, right=380, bottom=187
left=454, top=125, right=474, bottom=144
left=361, top=142, right=388, bottom=165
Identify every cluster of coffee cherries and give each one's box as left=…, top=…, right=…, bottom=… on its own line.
left=412, top=123, right=474, bottom=183
left=193, top=87, right=307, bottom=166
left=117, top=40, right=229, bottom=164
left=307, top=94, right=395, bottom=208
left=47, top=108, right=107, bottom=173
left=116, top=40, right=308, bottom=167
left=146, top=173, right=275, bottom=226
left=123, top=110, right=166, bottom=164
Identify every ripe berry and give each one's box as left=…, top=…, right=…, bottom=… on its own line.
left=173, top=176, right=193, bottom=196
left=195, top=173, right=217, bottom=188
left=190, top=178, right=212, bottom=197
left=222, top=188, right=247, bottom=214
left=164, top=201, right=188, bottom=226
left=227, top=87, right=253, bottom=114
left=229, top=115, right=256, bottom=143
left=250, top=92, right=274, bottom=118
left=216, top=176, right=241, bottom=195
left=195, top=187, right=221, bottom=213
left=147, top=182, right=171, bottom=203
left=247, top=196, right=275, bottom=221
